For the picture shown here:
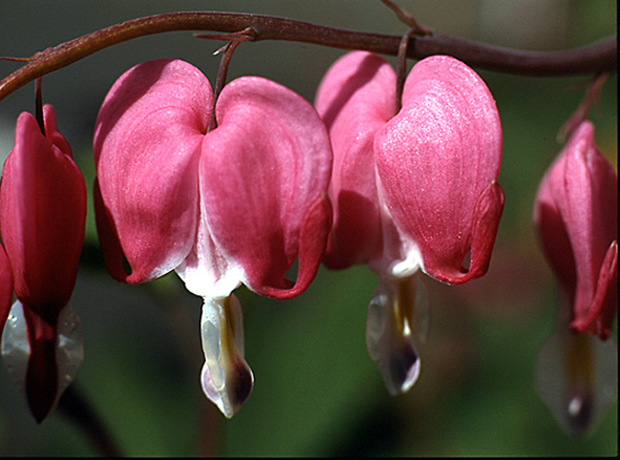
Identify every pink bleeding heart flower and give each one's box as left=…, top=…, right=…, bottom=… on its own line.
left=315, top=51, right=504, bottom=395
left=94, top=59, right=332, bottom=417
left=534, top=120, right=617, bottom=437
left=534, top=120, right=617, bottom=340
left=0, top=104, right=86, bottom=423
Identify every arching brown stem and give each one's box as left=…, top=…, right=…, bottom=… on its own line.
left=0, top=11, right=617, bottom=102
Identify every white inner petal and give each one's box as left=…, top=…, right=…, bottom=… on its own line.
left=536, top=321, right=618, bottom=437
left=200, top=294, right=253, bottom=418
left=1, top=300, right=30, bottom=391
left=388, top=239, right=424, bottom=279
left=366, top=273, right=429, bottom=395
left=1, top=301, right=83, bottom=413
left=174, top=215, right=242, bottom=299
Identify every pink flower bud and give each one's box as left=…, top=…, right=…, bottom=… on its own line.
left=534, top=121, right=618, bottom=341
left=1, top=106, right=86, bottom=312
left=534, top=120, right=618, bottom=437
left=0, top=105, right=86, bottom=422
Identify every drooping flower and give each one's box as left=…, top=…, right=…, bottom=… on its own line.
left=315, top=51, right=504, bottom=394
left=94, top=59, right=333, bottom=418
left=534, top=121, right=617, bottom=340
left=0, top=104, right=87, bottom=422
left=533, top=120, right=617, bottom=436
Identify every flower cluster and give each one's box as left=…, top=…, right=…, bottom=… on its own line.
left=0, top=42, right=613, bottom=431
left=0, top=51, right=505, bottom=419
left=89, top=52, right=506, bottom=415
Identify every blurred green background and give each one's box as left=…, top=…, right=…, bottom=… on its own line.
left=0, top=0, right=616, bottom=456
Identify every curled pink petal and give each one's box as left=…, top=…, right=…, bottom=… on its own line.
left=315, top=51, right=395, bottom=268
left=94, top=59, right=212, bottom=284
left=0, top=106, right=86, bottom=317
left=571, top=241, right=618, bottom=340
left=200, top=76, right=332, bottom=298
left=254, top=194, right=332, bottom=299
left=467, top=181, right=505, bottom=278
left=426, top=180, right=505, bottom=284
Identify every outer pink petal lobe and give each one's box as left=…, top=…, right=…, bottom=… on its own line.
left=94, top=59, right=213, bottom=283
